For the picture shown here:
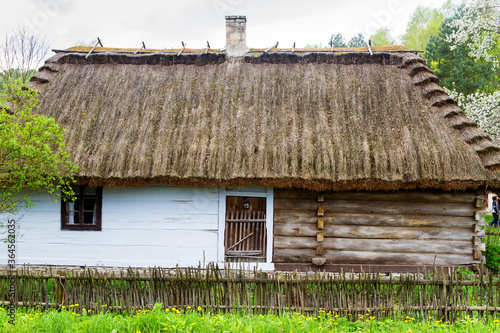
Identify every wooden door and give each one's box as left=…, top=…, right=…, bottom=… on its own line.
left=225, top=196, right=266, bottom=262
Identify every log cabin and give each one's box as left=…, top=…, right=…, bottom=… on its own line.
left=3, top=16, right=500, bottom=272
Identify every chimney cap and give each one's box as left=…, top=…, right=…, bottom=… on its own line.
left=225, top=15, right=246, bottom=22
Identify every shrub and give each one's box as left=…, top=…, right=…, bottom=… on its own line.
left=485, top=243, right=500, bottom=272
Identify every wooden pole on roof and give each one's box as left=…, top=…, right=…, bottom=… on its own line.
left=367, top=39, right=373, bottom=56
left=204, top=41, right=210, bottom=54
left=133, top=41, right=146, bottom=55
left=292, top=42, right=295, bottom=53
left=177, top=41, right=186, bottom=56
left=85, top=37, right=103, bottom=59
left=264, top=42, right=279, bottom=53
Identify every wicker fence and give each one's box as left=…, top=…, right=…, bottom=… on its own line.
left=486, top=225, right=500, bottom=247
left=1, top=264, right=500, bottom=322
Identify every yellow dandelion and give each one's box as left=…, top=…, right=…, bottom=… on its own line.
left=197, top=306, right=202, bottom=311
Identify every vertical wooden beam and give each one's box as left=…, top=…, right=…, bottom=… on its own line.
left=217, top=188, right=226, bottom=263
left=266, top=187, right=274, bottom=265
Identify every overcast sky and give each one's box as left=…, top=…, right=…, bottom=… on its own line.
left=2, top=0, right=447, bottom=53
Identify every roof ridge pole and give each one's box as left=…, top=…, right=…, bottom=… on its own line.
left=133, top=41, right=146, bottom=55
left=177, top=41, right=186, bottom=56
left=204, top=41, right=210, bottom=54
left=367, top=39, right=373, bottom=56
left=292, top=42, right=295, bottom=53
left=85, top=37, right=103, bottom=59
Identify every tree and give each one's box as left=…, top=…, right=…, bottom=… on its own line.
left=74, top=39, right=98, bottom=47
left=447, top=0, right=500, bottom=64
left=369, top=27, right=395, bottom=46
left=447, top=88, right=500, bottom=139
left=328, top=33, right=346, bottom=48
left=304, top=42, right=325, bottom=49
left=0, top=81, right=77, bottom=215
left=402, top=5, right=444, bottom=52
left=0, top=28, right=49, bottom=92
left=347, top=33, right=365, bottom=47
left=425, top=7, right=498, bottom=95
left=442, top=0, right=500, bottom=139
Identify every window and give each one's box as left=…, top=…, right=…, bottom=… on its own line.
left=225, top=196, right=267, bottom=262
left=61, top=186, right=102, bottom=231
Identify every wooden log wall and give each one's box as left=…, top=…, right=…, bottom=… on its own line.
left=273, top=190, right=486, bottom=270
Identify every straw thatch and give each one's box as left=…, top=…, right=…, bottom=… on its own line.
left=29, top=51, right=500, bottom=191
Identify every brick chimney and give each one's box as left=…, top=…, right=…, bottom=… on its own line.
left=225, top=15, right=250, bottom=57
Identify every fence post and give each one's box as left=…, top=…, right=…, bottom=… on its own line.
left=55, top=270, right=66, bottom=308
left=436, top=273, right=449, bottom=322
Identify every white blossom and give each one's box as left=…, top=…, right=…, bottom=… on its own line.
left=447, top=0, right=500, bottom=65
left=446, top=88, right=500, bottom=139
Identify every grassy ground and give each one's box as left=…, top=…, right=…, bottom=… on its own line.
left=1, top=305, right=500, bottom=333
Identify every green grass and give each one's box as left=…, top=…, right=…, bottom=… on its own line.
left=1, top=305, right=500, bottom=333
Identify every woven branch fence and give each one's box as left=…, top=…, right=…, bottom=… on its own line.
left=485, top=226, right=500, bottom=247
left=1, top=264, right=500, bottom=322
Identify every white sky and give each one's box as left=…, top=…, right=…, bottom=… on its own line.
left=1, top=0, right=447, bottom=52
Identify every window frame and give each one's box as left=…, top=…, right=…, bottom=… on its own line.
left=217, top=187, right=274, bottom=265
left=61, top=186, right=103, bottom=231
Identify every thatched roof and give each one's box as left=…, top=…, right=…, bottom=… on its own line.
left=30, top=50, right=500, bottom=191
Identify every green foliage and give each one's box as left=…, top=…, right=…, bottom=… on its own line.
left=0, top=70, right=37, bottom=102
left=0, top=80, right=77, bottom=214
left=425, top=7, right=499, bottom=95
left=402, top=5, right=444, bottom=52
left=328, top=33, right=346, bottom=48
left=347, top=33, right=365, bottom=47
left=485, top=243, right=500, bottom=272
left=455, top=266, right=475, bottom=280
left=369, top=27, right=395, bottom=46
